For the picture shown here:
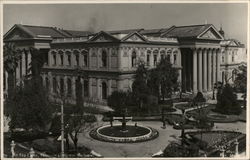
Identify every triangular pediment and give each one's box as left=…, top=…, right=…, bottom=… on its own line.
left=122, top=32, right=147, bottom=42
left=89, top=31, right=119, bottom=42
left=229, top=41, right=238, bottom=46
left=4, top=25, right=33, bottom=41
left=198, top=26, right=224, bottom=40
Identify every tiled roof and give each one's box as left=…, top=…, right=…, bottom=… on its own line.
left=107, top=28, right=144, bottom=34
left=162, top=24, right=212, bottom=38
left=20, top=25, right=69, bottom=38
left=140, top=28, right=170, bottom=36
left=62, top=29, right=93, bottom=37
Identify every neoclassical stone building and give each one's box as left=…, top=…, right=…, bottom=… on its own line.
left=3, top=24, right=247, bottom=104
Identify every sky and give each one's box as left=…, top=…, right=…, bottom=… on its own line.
left=3, top=3, right=248, bottom=45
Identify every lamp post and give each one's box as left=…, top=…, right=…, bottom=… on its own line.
left=61, top=100, right=65, bottom=158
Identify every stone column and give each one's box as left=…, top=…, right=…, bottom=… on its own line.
left=96, top=78, right=100, bottom=100
left=128, top=48, right=132, bottom=69
left=192, top=49, right=198, bottom=93
left=27, top=52, right=32, bottom=74
left=207, top=49, right=212, bottom=91
left=72, top=76, right=76, bottom=100
left=150, top=52, right=154, bottom=68
left=81, top=78, right=84, bottom=99
left=88, top=77, right=92, bottom=98
left=79, top=52, right=83, bottom=67
left=16, top=60, right=20, bottom=81
left=203, top=49, right=207, bottom=92
left=198, top=49, right=203, bottom=92
left=21, top=52, right=26, bottom=77
left=108, top=48, right=112, bottom=70
left=88, top=49, right=92, bottom=69
left=63, top=51, right=67, bottom=66
left=48, top=72, right=53, bottom=95
left=217, top=49, right=221, bottom=82
left=71, top=51, right=75, bottom=67
left=108, top=79, right=112, bottom=96
left=117, top=48, right=122, bottom=70
left=213, top=49, right=217, bottom=86
left=48, top=51, right=52, bottom=66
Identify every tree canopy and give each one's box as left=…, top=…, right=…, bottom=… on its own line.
left=149, top=57, right=179, bottom=101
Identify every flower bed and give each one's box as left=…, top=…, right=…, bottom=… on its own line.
left=89, top=124, right=159, bottom=143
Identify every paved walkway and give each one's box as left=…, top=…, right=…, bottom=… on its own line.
left=76, top=114, right=246, bottom=157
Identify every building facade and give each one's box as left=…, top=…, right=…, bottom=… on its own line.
left=3, top=24, right=247, bottom=104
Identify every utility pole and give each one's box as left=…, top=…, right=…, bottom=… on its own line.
left=61, top=100, right=65, bottom=158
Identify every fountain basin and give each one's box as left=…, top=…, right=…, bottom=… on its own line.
left=89, top=124, right=158, bottom=143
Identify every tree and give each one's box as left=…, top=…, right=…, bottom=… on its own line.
left=193, top=92, right=209, bottom=147
left=3, top=43, right=21, bottom=99
left=149, top=57, right=179, bottom=101
left=234, top=65, right=247, bottom=108
left=107, top=90, right=129, bottom=114
left=5, top=47, right=53, bottom=132
left=66, top=75, right=84, bottom=154
left=132, top=61, right=150, bottom=108
left=216, top=84, right=241, bottom=115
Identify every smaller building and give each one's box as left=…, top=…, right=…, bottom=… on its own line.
left=220, top=39, right=247, bottom=84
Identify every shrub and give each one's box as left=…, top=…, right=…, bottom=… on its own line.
left=216, top=84, right=241, bottom=115
left=11, top=131, right=48, bottom=142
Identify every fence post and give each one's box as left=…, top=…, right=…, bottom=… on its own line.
left=30, top=147, right=35, bottom=158
left=235, top=139, right=239, bottom=156
left=10, top=140, right=16, bottom=158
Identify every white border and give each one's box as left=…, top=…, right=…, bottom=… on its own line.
left=0, top=0, right=249, bottom=160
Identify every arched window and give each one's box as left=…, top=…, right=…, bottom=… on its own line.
left=160, top=50, right=165, bottom=60
left=146, top=54, right=150, bottom=66
left=132, top=51, right=137, bottom=67
left=232, top=54, right=234, bottom=62
left=53, top=77, right=57, bottom=93
left=67, top=52, right=71, bottom=66
left=101, top=50, right=107, bottom=67
left=102, top=82, right=107, bottom=99
left=59, top=51, right=64, bottom=66
left=67, top=78, right=72, bottom=97
left=60, top=78, right=64, bottom=96
left=75, top=52, right=79, bottom=66
left=45, top=77, right=49, bottom=91
left=167, top=54, right=171, bottom=62
left=84, top=80, right=89, bottom=97
left=82, top=50, right=88, bottom=67
left=53, top=53, right=57, bottom=65
left=222, top=56, right=224, bottom=63
left=153, top=55, right=157, bottom=66
left=174, top=54, right=177, bottom=64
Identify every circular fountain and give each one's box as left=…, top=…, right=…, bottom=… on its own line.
left=89, top=110, right=158, bottom=143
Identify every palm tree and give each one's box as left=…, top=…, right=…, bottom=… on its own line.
left=3, top=43, right=21, bottom=99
